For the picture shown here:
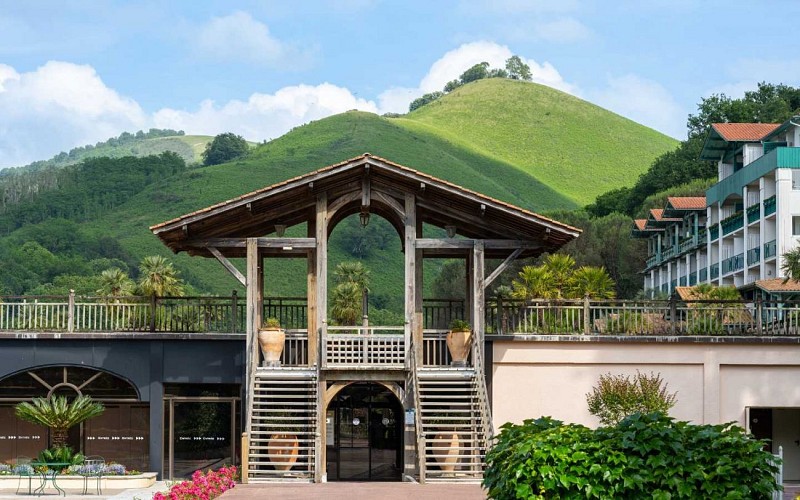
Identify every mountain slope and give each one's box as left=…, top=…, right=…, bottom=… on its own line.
left=399, top=78, right=677, bottom=205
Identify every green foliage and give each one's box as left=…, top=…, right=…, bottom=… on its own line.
left=460, top=62, right=491, bottom=84
left=511, top=254, right=616, bottom=300
left=637, top=177, right=716, bottom=217
left=97, top=268, right=135, bottom=298
left=37, top=446, right=84, bottom=466
left=331, top=281, right=362, bottom=326
left=449, top=319, right=470, bottom=332
left=137, top=255, right=185, bottom=297
left=432, top=260, right=466, bottom=300
left=409, top=92, right=444, bottom=112
left=505, top=55, right=532, bottom=81
left=483, top=412, right=780, bottom=500
left=781, top=247, right=800, bottom=283
left=15, top=395, right=105, bottom=449
left=262, top=317, right=281, bottom=329
left=586, top=371, right=677, bottom=425
left=202, top=133, right=250, bottom=166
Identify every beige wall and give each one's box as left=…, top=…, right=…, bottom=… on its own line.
left=491, top=339, right=800, bottom=429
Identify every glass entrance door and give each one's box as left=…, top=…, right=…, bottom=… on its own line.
left=327, top=383, right=402, bottom=481
left=165, top=398, right=237, bottom=479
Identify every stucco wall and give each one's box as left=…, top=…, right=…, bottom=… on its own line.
left=491, top=337, right=800, bottom=429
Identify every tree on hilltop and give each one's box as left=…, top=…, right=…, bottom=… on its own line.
left=505, top=55, right=532, bottom=81
left=202, top=133, right=249, bottom=166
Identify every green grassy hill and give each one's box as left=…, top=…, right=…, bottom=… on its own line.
left=2, top=78, right=679, bottom=308
left=399, top=78, right=677, bottom=206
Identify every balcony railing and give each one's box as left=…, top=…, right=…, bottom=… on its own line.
left=710, top=225, right=719, bottom=241
left=764, top=195, right=777, bottom=217
left=487, top=298, right=800, bottom=336
left=679, top=276, right=687, bottom=286
left=699, top=268, right=707, bottom=282
left=710, top=263, right=720, bottom=279
left=323, top=326, right=405, bottom=368
left=721, top=212, right=744, bottom=235
left=747, top=204, right=761, bottom=223
left=662, top=246, right=677, bottom=261
left=689, top=272, right=697, bottom=286
left=721, top=253, right=745, bottom=275
left=646, top=253, right=660, bottom=268
left=764, top=239, right=777, bottom=259
left=747, top=247, right=761, bottom=266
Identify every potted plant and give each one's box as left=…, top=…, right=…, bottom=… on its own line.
left=258, top=317, right=285, bottom=367
left=446, top=319, right=472, bottom=366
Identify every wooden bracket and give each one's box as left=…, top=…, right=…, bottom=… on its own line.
left=484, top=248, right=524, bottom=289
left=208, top=246, right=246, bottom=287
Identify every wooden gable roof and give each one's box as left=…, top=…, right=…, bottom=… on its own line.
left=151, top=154, right=581, bottom=257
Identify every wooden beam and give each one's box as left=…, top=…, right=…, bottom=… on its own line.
left=208, top=247, right=246, bottom=287
left=404, top=193, right=417, bottom=363
left=484, top=248, right=523, bottom=289
left=326, top=191, right=360, bottom=220
left=472, top=240, right=485, bottom=348
left=244, top=238, right=259, bottom=434
left=185, top=237, right=316, bottom=249
left=372, top=191, right=405, bottom=220
left=307, top=219, right=318, bottom=367
left=415, top=238, right=541, bottom=250
left=362, top=174, right=371, bottom=209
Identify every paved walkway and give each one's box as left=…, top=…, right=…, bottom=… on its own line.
left=221, top=482, right=487, bottom=500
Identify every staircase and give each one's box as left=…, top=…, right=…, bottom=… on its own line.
left=416, top=365, right=493, bottom=482
left=246, top=367, right=318, bottom=482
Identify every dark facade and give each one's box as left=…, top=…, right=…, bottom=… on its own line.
left=0, top=334, right=244, bottom=479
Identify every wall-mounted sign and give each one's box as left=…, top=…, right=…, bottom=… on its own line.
left=405, top=409, right=415, bottom=425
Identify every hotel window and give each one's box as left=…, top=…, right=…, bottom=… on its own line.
left=793, top=216, right=800, bottom=235
left=793, top=170, right=800, bottom=190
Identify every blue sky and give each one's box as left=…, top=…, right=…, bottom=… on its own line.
left=1, top=0, right=799, bottom=168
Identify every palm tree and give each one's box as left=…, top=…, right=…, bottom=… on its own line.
left=782, top=248, right=800, bottom=283
left=542, top=254, right=576, bottom=299
left=138, top=255, right=184, bottom=297
left=511, top=265, right=555, bottom=301
left=15, top=395, right=104, bottom=448
left=334, top=261, right=370, bottom=291
left=96, top=268, right=135, bottom=298
left=331, top=282, right=362, bottom=326
left=570, top=266, right=616, bottom=299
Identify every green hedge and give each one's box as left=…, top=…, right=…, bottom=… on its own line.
left=483, top=413, right=780, bottom=499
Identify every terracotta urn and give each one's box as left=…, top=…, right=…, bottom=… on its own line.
left=446, top=329, right=472, bottom=366
left=267, top=433, right=299, bottom=471
left=432, top=430, right=461, bottom=474
left=258, top=327, right=285, bottom=367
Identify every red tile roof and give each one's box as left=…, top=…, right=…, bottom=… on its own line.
left=667, top=197, right=706, bottom=210
left=649, top=209, right=680, bottom=222
left=712, top=123, right=780, bottom=142
left=633, top=219, right=647, bottom=231
left=755, top=278, right=800, bottom=293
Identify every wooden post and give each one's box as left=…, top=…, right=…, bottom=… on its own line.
left=669, top=294, right=677, bottom=335
left=67, top=289, right=75, bottom=333
left=404, top=193, right=417, bottom=364
left=245, top=238, right=259, bottom=433
left=149, top=294, right=157, bottom=333
left=240, top=432, right=250, bottom=484
left=471, top=241, right=485, bottom=352
left=314, top=193, right=328, bottom=483
left=583, top=294, right=591, bottom=335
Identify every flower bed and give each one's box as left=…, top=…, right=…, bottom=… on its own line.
left=154, top=466, right=237, bottom=500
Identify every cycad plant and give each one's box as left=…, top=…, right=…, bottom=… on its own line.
left=96, top=268, right=135, bottom=298
left=15, top=395, right=105, bottom=448
left=570, top=266, right=616, bottom=299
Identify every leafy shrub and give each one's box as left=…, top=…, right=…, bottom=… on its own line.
left=449, top=319, right=471, bottom=332
left=0, top=464, right=11, bottom=475
left=586, top=371, right=677, bottom=425
left=12, top=464, right=34, bottom=475
left=37, top=446, right=84, bottom=466
left=483, top=412, right=780, bottom=499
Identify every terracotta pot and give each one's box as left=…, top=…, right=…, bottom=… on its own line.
left=432, top=431, right=461, bottom=473
left=267, top=433, right=299, bottom=471
left=446, top=329, right=472, bottom=366
left=258, top=328, right=285, bottom=367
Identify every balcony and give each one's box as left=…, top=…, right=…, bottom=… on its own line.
left=706, top=147, right=800, bottom=205
left=710, top=225, right=719, bottom=241
left=764, top=239, right=777, bottom=259
left=662, top=246, right=677, bottom=261
left=646, top=253, right=660, bottom=269
left=710, top=263, right=720, bottom=279
left=721, top=212, right=744, bottom=235
left=747, top=247, right=761, bottom=266
left=699, top=268, right=708, bottom=282
left=764, top=195, right=777, bottom=217
left=747, top=204, right=760, bottom=223
left=721, top=253, right=745, bottom=275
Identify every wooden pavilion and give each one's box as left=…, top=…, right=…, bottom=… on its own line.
left=151, top=153, right=579, bottom=482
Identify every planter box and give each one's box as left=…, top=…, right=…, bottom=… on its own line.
left=0, top=472, right=157, bottom=491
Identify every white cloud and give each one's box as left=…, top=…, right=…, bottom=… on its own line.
left=153, top=83, right=377, bottom=141
left=0, top=61, right=146, bottom=168
left=379, top=41, right=576, bottom=114
left=586, top=74, right=685, bottom=139
left=194, top=11, right=313, bottom=69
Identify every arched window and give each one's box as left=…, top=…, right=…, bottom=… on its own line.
left=0, top=366, right=139, bottom=402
